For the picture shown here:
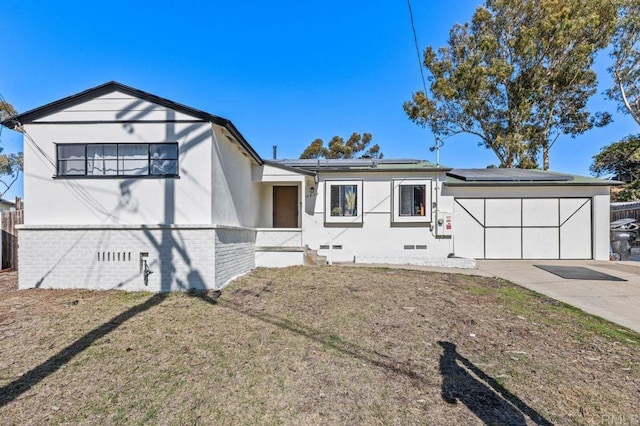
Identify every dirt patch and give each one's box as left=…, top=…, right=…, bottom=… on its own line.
left=0, top=266, right=638, bottom=425
left=0, top=270, right=17, bottom=293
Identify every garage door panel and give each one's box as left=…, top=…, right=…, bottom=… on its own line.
left=486, top=199, right=521, bottom=227
left=454, top=202, right=485, bottom=259
left=456, top=199, right=485, bottom=225
left=560, top=198, right=589, bottom=224
left=522, top=228, right=559, bottom=259
left=560, top=201, right=591, bottom=259
left=485, top=228, right=521, bottom=259
left=523, top=199, right=559, bottom=226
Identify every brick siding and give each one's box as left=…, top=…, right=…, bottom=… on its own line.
left=18, top=225, right=255, bottom=292
left=214, top=227, right=256, bottom=287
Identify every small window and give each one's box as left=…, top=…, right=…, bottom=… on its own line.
left=330, top=185, right=358, bottom=217
left=399, top=184, right=426, bottom=216
left=392, top=179, right=432, bottom=224
left=324, top=180, right=363, bottom=224
left=56, top=143, right=178, bottom=178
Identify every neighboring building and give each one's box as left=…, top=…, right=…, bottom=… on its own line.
left=0, top=82, right=618, bottom=292
left=0, top=198, right=16, bottom=211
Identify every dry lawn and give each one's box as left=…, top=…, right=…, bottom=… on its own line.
left=0, top=267, right=639, bottom=425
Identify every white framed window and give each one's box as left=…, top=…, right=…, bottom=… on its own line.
left=324, top=180, right=363, bottom=224
left=392, top=179, right=432, bottom=224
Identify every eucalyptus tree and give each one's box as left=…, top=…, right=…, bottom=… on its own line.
left=0, top=100, right=22, bottom=197
left=405, top=0, right=616, bottom=169
left=300, top=132, right=382, bottom=159
left=608, top=0, right=640, bottom=125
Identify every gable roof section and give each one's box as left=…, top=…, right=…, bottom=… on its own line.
left=0, top=81, right=263, bottom=165
left=445, top=168, right=621, bottom=186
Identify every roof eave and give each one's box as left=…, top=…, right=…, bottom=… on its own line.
left=0, top=81, right=264, bottom=165
left=262, top=160, right=315, bottom=176
left=444, top=180, right=622, bottom=187
left=314, top=166, right=452, bottom=173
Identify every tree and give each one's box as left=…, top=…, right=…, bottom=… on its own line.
left=608, top=0, right=640, bottom=125
left=300, top=132, right=383, bottom=159
left=0, top=152, right=23, bottom=198
left=591, top=134, right=640, bottom=201
left=0, top=100, right=16, bottom=122
left=0, top=100, right=22, bottom=198
left=404, top=0, right=616, bottom=169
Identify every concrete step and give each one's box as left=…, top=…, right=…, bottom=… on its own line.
left=304, top=246, right=327, bottom=266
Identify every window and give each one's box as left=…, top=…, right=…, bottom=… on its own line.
left=392, top=179, right=432, bottom=224
left=56, top=143, right=178, bottom=177
left=330, top=185, right=358, bottom=217
left=399, top=184, right=426, bottom=216
left=324, top=180, right=363, bottom=224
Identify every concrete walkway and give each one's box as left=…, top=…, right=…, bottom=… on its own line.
left=476, top=260, right=640, bottom=334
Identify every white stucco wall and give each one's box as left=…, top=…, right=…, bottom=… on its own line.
left=211, top=126, right=261, bottom=227
left=301, top=171, right=455, bottom=264
left=592, top=193, right=611, bottom=260
left=22, top=91, right=213, bottom=226
left=252, top=164, right=305, bottom=228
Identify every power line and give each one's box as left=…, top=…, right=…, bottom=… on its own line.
left=407, top=0, right=428, bottom=95
left=0, top=90, right=129, bottom=218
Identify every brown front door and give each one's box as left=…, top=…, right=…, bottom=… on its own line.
left=273, top=186, right=298, bottom=228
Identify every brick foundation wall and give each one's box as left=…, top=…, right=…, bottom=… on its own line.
left=17, top=225, right=248, bottom=292
left=214, top=227, right=256, bottom=287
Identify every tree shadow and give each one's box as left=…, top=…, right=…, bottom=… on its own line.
left=188, top=294, right=552, bottom=425
left=0, top=293, right=167, bottom=408
left=189, top=293, right=434, bottom=386
left=438, top=341, right=552, bottom=426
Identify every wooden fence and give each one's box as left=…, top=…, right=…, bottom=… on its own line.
left=611, top=201, right=640, bottom=223
left=2, top=207, right=23, bottom=270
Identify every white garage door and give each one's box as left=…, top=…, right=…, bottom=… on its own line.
left=454, top=198, right=592, bottom=259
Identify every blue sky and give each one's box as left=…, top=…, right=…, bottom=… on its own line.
left=0, top=0, right=636, bottom=201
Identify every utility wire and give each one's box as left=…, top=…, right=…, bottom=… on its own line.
left=407, top=0, right=428, bottom=95
left=0, top=90, right=123, bottom=218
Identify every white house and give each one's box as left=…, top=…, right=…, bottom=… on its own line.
left=0, top=82, right=617, bottom=292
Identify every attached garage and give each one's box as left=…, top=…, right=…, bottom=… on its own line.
left=443, top=169, right=617, bottom=261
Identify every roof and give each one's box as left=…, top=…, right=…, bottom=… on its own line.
left=270, top=158, right=451, bottom=173
left=0, top=81, right=263, bottom=165
left=0, top=198, right=15, bottom=207
left=262, top=160, right=316, bottom=176
left=445, top=168, right=621, bottom=186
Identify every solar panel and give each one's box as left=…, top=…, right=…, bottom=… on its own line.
left=447, top=168, right=573, bottom=182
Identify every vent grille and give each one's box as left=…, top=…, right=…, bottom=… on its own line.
left=98, top=252, right=132, bottom=262
left=319, top=245, right=343, bottom=250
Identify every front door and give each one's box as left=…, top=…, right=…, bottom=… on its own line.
left=273, top=186, right=298, bottom=228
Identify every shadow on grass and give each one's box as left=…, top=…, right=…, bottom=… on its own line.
left=190, top=292, right=435, bottom=388
left=190, top=291, right=551, bottom=425
left=0, top=293, right=167, bottom=408
left=438, top=341, right=552, bottom=425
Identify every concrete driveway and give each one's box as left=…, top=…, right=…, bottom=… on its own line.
left=476, top=260, right=640, bottom=334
